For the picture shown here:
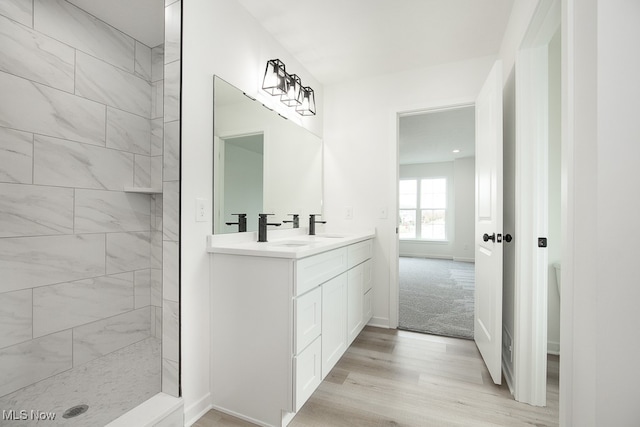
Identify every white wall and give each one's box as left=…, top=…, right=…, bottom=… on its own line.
left=453, top=157, right=476, bottom=261
left=595, top=2, right=640, bottom=422
left=564, top=0, right=640, bottom=425
left=323, top=56, right=495, bottom=327
left=181, top=0, right=323, bottom=422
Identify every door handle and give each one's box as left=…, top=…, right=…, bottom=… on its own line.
left=483, top=233, right=495, bottom=242
left=504, top=234, right=513, bottom=243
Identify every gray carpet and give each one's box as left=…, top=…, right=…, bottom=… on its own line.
left=398, top=257, right=475, bottom=339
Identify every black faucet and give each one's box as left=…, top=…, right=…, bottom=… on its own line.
left=258, top=214, right=281, bottom=242
left=282, top=214, right=300, bottom=228
left=225, top=213, right=247, bottom=232
left=308, top=214, right=326, bottom=236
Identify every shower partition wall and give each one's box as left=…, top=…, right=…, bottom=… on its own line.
left=0, top=0, right=180, bottom=424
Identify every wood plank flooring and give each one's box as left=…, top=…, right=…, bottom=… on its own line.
left=194, top=326, right=559, bottom=427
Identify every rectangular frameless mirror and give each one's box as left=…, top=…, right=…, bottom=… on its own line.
left=213, top=76, right=323, bottom=234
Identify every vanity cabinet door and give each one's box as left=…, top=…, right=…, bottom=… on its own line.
left=363, top=288, right=373, bottom=324
left=295, top=286, right=322, bottom=354
left=321, top=272, right=347, bottom=378
left=362, top=259, right=373, bottom=323
left=294, top=335, right=322, bottom=412
left=363, top=259, right=372, bottom=292
left=347, top=263, right=365, bottom=346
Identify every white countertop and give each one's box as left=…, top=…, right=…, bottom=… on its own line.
left=206, top=227, right=375, bottom=259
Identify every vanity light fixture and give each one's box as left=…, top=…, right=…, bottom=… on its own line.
left=262, top=59, right=316, bottom=116
left=296, top=86, right=316, bottom=116
left=262, top=59, right=288, bottom=96
left=281, top=73, right=303, bottom=106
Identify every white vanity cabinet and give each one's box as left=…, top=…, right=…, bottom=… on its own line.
left=209, top=233, right=373, bottom=427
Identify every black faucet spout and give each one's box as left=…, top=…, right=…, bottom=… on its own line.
left=282, top=214, right=300, bottom=228
left=258, top=214, right=281, bottom=242
left=308, top=214, right=327, bottom=236
left=225, top=213, right=247, bottom=232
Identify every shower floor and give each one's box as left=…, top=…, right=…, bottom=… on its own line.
left=0, top=337, right=161, bottom=426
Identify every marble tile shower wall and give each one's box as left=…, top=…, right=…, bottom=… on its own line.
left=0, top=0, right=169, bottom=399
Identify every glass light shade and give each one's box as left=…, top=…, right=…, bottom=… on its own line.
left=280, top=73, right=303, bottom=106
left=262, top=59, right=288, bottom=96
left=296, top=86, right=316, bottom=116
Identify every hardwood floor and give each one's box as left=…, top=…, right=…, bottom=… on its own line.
left=195, top=326, right=559, bottom=427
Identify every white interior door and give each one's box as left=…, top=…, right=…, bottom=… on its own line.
left=474, top=61, right=504, bottom=385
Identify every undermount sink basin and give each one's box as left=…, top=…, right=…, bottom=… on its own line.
left=264, top=234, right=349, bottom=249
left=267, top=236, right=345, bottom=248
left=268, top=241, right=313, bottom=247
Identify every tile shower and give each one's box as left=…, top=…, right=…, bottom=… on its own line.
left=0, top=0, right=181, bottom=424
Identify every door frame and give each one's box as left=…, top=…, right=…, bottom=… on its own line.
left=513, top=0, right=560, bottom=406
left=390, top=99, right=476, bottom=329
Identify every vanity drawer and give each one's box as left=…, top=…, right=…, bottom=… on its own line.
left=295, top=247, right=348, bottom=296
left=347, top=239, right=372, bottom=268
left=294, top=286, right=322, bottom=354
left=293, top=335, right=322, bottom=412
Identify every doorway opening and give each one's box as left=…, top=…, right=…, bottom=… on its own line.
left=397, top=106, right=476, bottom=340
left=213, top=132, right=264, bottom=234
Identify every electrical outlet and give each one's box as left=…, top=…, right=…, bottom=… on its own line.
left=195, top=198, right=207, bottom=222
left=345, top=206, right=353, bottom=220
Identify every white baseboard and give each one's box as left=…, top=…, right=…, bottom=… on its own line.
left=367, top=316, right=390, bottom=329
left=184, top=392, right=212, bottom=427
left=452, top=257, right=475, bottom=263
left=399, top=253, right=452, bottom=260
left=400, top=254, right=475, bottom=263
left=211, top=404, right=271, bottom=427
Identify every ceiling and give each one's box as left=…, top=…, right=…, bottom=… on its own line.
left=71, top=0, right=514, bottom=84
left=237, top=0, right=514, bottom=85
left=399, top=107, right=475, bottom=165
left=224, top=134, right=264, bottom=155
left=66, top=0, right=164, bottom=47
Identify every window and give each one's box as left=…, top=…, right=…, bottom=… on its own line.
left=399, top=178, right=447, bottom=240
